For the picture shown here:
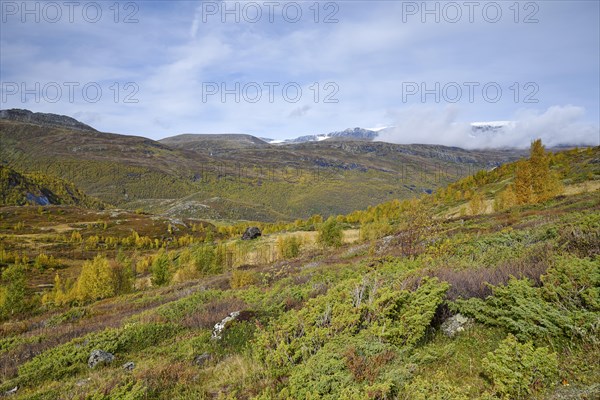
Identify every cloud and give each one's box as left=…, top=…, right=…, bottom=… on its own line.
left=288, top=105, right=311, bottom=118
left=1, top=1, right=598, bottom=142
left=378, top=105, right=599, bottom=149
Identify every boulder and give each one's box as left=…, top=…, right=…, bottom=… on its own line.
left=212, top=311, right=240, bottom=339
left=88, top=349, right=114, bottom=368
left=441, top=313, right=472, bottom=338
left=122, top=361, right=135, bottom=371
left=241, top=227, right=261, bottom=240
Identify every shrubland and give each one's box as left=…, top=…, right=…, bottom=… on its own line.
left=0, top=143, right=598, bottom=399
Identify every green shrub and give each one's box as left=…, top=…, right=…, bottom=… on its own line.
left=454, top=255, right=599, bottom=345
left=151, top=250, right=172, bottom=286
left=402, top=371, right=470, bottom=400
left=277, top=235, right=301, bottom=259
left=255, top=276, right=448, bottom=381
left=318, top=216, right=343, bottom=248
left=557, top=212, right=600, bottom=257
left=482, top=334, right=558, bottom=399
left=282, top=337, right=399, bottom=400
left=542, top=255, right=599, bottom=312
left=455, top=278, right=574, bottom=343
left=87, top=378, right=147, bottom=399
left=17, top=322, right=180, bottom=386
left=0, top=263, right=27, bottom=318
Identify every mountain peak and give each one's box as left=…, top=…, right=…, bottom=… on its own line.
left=0, top=109, right=97, bottom=132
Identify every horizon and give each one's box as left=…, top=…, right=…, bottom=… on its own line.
left=0, top=106, right=595, bottom=150
left=1, top=1, right=599, bottom=148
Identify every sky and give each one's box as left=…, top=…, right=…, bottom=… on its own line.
left=1, top=0, right=599, bottom=148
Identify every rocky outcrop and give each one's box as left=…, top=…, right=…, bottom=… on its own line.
left=88, top=350, right=114, bottom=368
left=241, top=227, right=261, bottom=240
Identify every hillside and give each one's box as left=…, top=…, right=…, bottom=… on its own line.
left=0, top=165, right=104, bottom=208
left=1, top=110, right=529, bottom=221
left=0, top=144, right=598, bottom=399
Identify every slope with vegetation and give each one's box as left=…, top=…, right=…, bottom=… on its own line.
left=0, top=165, right=104, bottom=208
left=1, top=110, right=528, bottom=220
left=0, top=142, right=598, bottom=399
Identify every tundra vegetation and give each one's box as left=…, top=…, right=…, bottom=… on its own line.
left=0, top=143, right=598, bottom=399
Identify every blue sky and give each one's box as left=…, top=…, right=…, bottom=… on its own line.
left=1, top=0, right=599, bottom=147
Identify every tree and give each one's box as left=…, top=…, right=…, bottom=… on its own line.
left=514, top=160, right=533, bottom=204
left=494, top=184, right=517, bottom=212
left=397, top=198, right=434, bottom=257
left=468, top=192, right=485, bottom=215
left=318, top=217, right=343, bottom=248
left=151, top=250, right=172, bottom=286
left=0, top=263, right=27, bottom=317
left=74, top=255, right=116, bottom=302
left=514, top=139, right=562, bottom=205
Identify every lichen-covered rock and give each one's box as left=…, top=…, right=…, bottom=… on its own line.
left=441, top=313, right=472, bottom=338
left=123, top=361, right=135, bottom=371
left=212, top=311, right=240, bottom=339
left=88, top=349, right=114, bottom=368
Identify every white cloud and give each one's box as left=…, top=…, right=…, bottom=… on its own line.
left=378, top=105, right=599, bottom=149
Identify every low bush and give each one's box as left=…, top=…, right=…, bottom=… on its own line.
left=230, top=269, right=258, bottom=289
left=482, top=334, right=558, bottom=399
left=16, top=322, right=180, bottom=386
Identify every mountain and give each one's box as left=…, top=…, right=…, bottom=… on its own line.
left=0, top=109, right=97, bottom=132
left=159, top=133, right=270, bottom=155
left=273, top=127, right=379, bottom=144
left=1, top=109, right=529, bottom=221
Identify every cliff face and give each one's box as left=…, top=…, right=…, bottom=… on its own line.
left=0, top=109, right=97, bottom=132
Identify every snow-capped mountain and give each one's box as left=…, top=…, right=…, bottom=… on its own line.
left=271, top=127, right=380, bottom=144
left=470, top=121, right=515, bottom=134
left=268, top=122, right=519, bottom=144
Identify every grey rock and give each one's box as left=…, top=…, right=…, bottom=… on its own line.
left=241, top=227, right=261, bottom=240
left=88, top=349, right=114, bottom=368
left=122, top=361, right=135, bottom=371
left=212, top=311, right=240, bottom=339
left=76, top=378, right=91, bottom=387
left=4, top=386, right=18, bottom=396
left=441, top=313, right=472, bottom=338
left=193, top=353, right=212, bottom=367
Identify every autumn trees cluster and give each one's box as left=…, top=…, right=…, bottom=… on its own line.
left=495, top=139, right=562, bottom=211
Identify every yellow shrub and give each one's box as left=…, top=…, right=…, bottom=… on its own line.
left=230, top=269, right=258, bottom=289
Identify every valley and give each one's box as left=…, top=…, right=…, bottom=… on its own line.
left=0, top=117, right=598, bottom=399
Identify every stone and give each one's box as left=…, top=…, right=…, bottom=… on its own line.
left=441, top=313, right=472, bottom=338
left=212, top=311, right=240, bottom=339
left=122, top=361, right=135, bottom=371
left=4, top=386, right=18, bottom=396
left=88, top=349, right=114, bottom=368
left=241, top=227, right=261, bottom=240
left=76, top=378, right=91, bottom=387
left=193, top=353, right=212, bottom=367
